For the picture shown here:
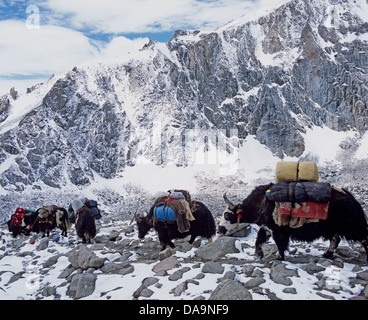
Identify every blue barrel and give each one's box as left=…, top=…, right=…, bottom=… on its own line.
left=154, top=205, right=176, bottom=222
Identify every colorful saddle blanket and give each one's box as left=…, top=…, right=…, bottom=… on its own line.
left=154, top=205, right=176, bottom=222
left=279, top=201, right=329, bottom=220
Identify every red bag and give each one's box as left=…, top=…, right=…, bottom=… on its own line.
left=12, top=208, right=26, bottom=225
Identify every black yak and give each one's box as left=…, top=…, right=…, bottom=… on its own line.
left=220, top=183, right=368, bottom=261
left=23, top=210, right=41, bottom=235
left=7, top=208, right=29, bottom=237
left=36, top=205, right=70, bottom=237
left=7, top=208, right=41, bottom=237
left=75, top=206, right=96, bottom=244
left=135, top=201, right=216, bottom=250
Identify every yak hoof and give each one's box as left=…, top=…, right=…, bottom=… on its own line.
left=323, top=252, right=334, bottom=260
left=277, top=254, right=285, bottom=261
left=255, top=248, right=264, bottom=259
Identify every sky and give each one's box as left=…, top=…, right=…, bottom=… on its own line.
left=0, top=0, right=272, bottom=95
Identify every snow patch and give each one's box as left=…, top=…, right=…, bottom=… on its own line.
left=355, top=131, right=368, bottom=160
left=301, top=126, right=358, bottom=165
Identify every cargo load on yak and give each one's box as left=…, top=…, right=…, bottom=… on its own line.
left=11, top=208, right=35, bottom=225
left=270, top=161, right=330, bottom=227
left=84, top=199, right=102, bottom=220
left=276, top=161, right=319, bottom=183
left=68, top=199, right=101, bottom=223
left=68, top=199, right=84, bottom=223
left=152, top=189, right=196, bottom=233
left=11, top=208, right=26, bottom=225
left=267, top=181, right=331, bottom=204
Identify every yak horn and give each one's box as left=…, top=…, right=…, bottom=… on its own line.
left=223, top=192, right=235, bottom=209
left=129, top=212, right=137, bottom=225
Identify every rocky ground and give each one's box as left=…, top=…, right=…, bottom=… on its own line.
left=0, top=217, right=367, bottom=301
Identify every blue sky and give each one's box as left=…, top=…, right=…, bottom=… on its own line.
left=0, top=0, right=269, bottom=94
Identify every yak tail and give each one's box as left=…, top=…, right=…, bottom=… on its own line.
left=84, top=232, right=91, bottom=243
left=195, top=201, right=216, bottom=238
left=55, top=208, right=72, bottom=230
left=66, top=220, right=72, bottom=230
left=55, top=210, right=62, bottom=227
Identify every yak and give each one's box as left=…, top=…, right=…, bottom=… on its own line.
left=75, top=206, right=96, bottom=244
left=7, top=206, right=69, bottom=238
left=55, top=207, right=70, bottom=236
left=36, top=205, right=70, bottom=237
left=6, top=208, right=32, bottom=237
left=220, top=183, right=368, bottom=261
left=135, top=201, right=216, bottom=250
left=23, top=210, right=41, bottom=235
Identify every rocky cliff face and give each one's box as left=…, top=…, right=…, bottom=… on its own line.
left=174, top=0, right=368, bottom=157
left=0, top=0, right=367, bottom=191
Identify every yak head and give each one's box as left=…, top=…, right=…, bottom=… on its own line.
left=218, top=184, right=273, bottom=234
left=218, top=192, right=241, bottom=235
left=134, top=212, right=153, bottom=239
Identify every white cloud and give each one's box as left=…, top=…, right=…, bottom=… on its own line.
left=0, top=20, right=148, bottom=94
left=43, top=0, right=259, bottom=34
left=98, top=36, right=149, bottom=60
left=0, top=20, right=98, bottom=76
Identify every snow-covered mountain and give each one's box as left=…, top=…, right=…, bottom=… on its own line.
left=0, top=0, right=368, bottom=218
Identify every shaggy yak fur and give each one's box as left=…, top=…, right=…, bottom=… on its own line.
left=7, top=217, right=30, bottom=237
left=23, top=211, right=41, bottom=235
left=222, top=183, right=368, bottom=261
left=6, top=208, right=36, bottom=237
left=75, top=206, right=96, bottom=244
left=36, top=205, right=70, bottom=237
left=7, top=206, right=69, bottom=237
left=135, top=201, right=216, bottom=250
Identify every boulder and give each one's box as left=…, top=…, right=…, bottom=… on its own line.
left=202, top=262, right=225, bottom=274
left=68, top=245, right=106, bottom=270
left=152, top=256, right=180, bottom=273
left=270, top=261, right=299, bottom=286
left=67, top=273, right=97, bottom=299
left=171, top=282, right=188, bottom=297
left=37, top=238, right=49, bottom=251
left=244, top=277, right=266, bottom=289
left=209, top=279, right=252, bottom=300
left=195, top=237, right=239, bottom=261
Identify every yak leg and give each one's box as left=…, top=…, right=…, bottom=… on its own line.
left=159, top=241, right=167, bottom=250
left=323, top=234, right=340, bottom=259
left=189, top=235, right=212, bottom=244
left=360, top=238, right=368, bottom=261
left=61, top=224, right=67, bottom=236
left=255, top=228, right=270, bottom=259
left=188, top=234, right=197, bottom=244
left=159, top=230, right=175, bottom=251
left=159, top=240, right=175, bottom=251
left=272, top=228, right=290, bottom=261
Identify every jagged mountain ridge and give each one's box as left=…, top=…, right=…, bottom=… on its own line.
left=0, top=0, right=368, bottom=191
